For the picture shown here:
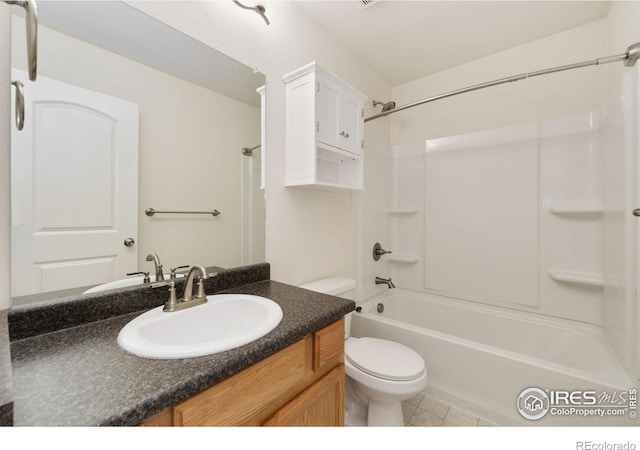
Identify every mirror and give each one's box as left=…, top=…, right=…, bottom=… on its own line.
left=10, top=1, right=266, bottom=307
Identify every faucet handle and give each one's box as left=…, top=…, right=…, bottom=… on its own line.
left=195, top=278, right=206, bottom=300
left=126, top=271, right=150, bottom=283
left=162, top=281, right=180, bottom=312
left=170, top=265, right=189, bottom=280
left=372, top=243, right=392, bottom=261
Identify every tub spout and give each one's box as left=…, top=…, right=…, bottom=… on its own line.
left=375, top=276, right=395, bottom=289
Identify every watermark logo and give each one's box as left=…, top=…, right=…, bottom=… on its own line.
left=517, top=387, right=637, bottom=420
left=517, top=387, right=550, bottom=420
left=576, top=442, right=636, bottom=450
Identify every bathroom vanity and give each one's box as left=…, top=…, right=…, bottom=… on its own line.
left=6, top=263, right=354, bottom=426
left=142, top=318, right=345, bottom=426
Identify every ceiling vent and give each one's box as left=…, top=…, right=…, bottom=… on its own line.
left=359, top=0, right=377, bottom=9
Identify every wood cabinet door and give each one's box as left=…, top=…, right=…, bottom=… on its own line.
left=263, top=365, right=344, bottom=426
left=173, top=340, right=306, bottom=426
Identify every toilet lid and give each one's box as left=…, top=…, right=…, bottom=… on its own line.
left=346, top=337, right=425, bottom=381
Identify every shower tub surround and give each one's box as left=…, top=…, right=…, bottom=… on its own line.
left=366, top=104, right=640, bottom=426
left=7, top=263, right=354, bottom=426
left=353, top=289, right=636, bottom=426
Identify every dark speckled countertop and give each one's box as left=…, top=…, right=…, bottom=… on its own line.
left=0, top=310, right=12, bottom=425
left=8, top=265, right=354, bottom=426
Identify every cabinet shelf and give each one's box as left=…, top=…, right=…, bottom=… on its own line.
left=287, top=180, right=363, bottom=192
left=547, top=269, right=604, bottom=288
left=387, top=209, right=419, bottom=216
left=317, top=143, right=363, bottom=162
left=547, top=205, right=604, bottom=215
left=387, top=255, right=419, bottom=263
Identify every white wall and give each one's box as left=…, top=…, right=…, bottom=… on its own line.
left=352, top=138, right=393, bottom=302
left=391, top=20, right=607, bottom=143
left=0, top=5, right=10, bottom=311
left=606, top=1, right=640, bottom=97
left=11, top=18, right=261, bottom=276
left=128, top=1, right=391, bottom=286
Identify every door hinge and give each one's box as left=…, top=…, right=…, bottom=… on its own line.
left=361, top=109, right=364, bottom=119
left=361, top=140, right=365, bottom=149
left=316, top=121, right=320, bottom=132
left=316, top=82, right=320, bottom=93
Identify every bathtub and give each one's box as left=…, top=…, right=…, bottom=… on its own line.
left=351, top=289, right=637, bottom=426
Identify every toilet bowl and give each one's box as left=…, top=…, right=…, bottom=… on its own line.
left=299, top=277, right=428, bottom=426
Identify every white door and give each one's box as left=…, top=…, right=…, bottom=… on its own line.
left=11, top=70, right=139, bottom=296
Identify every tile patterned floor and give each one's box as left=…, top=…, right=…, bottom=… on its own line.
left=402, top=392, right=499, bottom=427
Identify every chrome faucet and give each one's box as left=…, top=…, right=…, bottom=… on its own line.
left=375, top=276, right=395, bottom=289
left=146, top=252, right=164, bottom=281
left=162, top=264, right=210, bottom=312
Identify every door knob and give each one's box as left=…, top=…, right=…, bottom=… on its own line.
left=124, top=237, right=135, bottom=247
left=633, top=209, right=640, bottom=217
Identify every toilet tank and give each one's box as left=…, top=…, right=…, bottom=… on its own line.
left=299, top=276, right=356, bottom=338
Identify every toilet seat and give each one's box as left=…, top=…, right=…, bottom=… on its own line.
left=346, top=337, right=425, bottom=382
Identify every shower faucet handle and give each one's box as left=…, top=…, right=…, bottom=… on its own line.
left=372, top=242, right=392, bottom=261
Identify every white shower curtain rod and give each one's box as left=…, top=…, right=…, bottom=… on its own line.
left=364, top=42, right=640, bottom=123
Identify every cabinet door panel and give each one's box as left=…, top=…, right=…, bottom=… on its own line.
left=263, top=365, right=344, bottom=426
left=313, top=317, right=344, bottom=370
left=339, top=94, right=362, bottom=156
left=316, top=77, right=341, bottom=149
left=139, top=408, right=172, bottom=426
left=173, top=339, right=306, bottom=426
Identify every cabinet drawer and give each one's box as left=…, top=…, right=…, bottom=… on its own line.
left=263, top=365, right=344, bottom=426
left=173, top=339, right=306, bottom=426
left=313, top=317, right=344, bottom=371
left=139, top=407, right=172, bottom=426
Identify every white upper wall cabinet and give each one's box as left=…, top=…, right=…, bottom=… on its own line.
left=316, top=73, right=364, bottom=155
left=284, top=62, right=367, bottom=190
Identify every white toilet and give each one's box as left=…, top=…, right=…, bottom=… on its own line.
left=299, top=277, right=428, bottom=426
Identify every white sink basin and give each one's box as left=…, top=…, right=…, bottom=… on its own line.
left=83, top=273, right=185, bottom=294
left=117, top=294, right=283, bottom=359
